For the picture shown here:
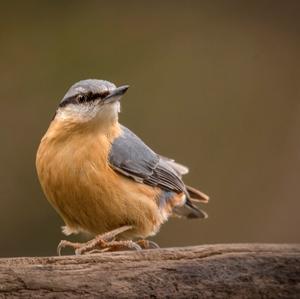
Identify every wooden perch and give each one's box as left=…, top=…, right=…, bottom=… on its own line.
left=0, top=244, right=299, bottom=298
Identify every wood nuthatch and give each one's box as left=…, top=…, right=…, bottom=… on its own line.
left=36, top=79, right=209, bottom=255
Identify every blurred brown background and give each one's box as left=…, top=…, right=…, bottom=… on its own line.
left=0, top=1, right=299, bottom=257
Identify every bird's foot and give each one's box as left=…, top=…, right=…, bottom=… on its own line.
left=136, top=239, right=160, bottom=249
left=57, top=225, right=144, bottom=256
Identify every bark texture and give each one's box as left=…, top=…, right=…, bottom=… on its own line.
left=0, top=244, right=299, bottom=298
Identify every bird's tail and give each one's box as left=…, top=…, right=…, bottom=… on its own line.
left=173, top=185, right=209, bottom=219
left=186, top=185, right=209, bottom=203
left=173, top=200, right=207, bottom=219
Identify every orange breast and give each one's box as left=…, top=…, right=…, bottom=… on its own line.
left=36, top=119, right=164, bottom=239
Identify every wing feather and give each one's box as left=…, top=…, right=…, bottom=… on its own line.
left=109, top=125, right=187, bottom=194
left=108, top=125, right=207, bottom=219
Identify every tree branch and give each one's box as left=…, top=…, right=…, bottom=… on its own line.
left=0, top=244, right=299, bottom=298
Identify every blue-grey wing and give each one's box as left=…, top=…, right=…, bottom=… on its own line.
left=109, top=125, right=208, bottom=219
left=108, top=125, right=187, bottom=194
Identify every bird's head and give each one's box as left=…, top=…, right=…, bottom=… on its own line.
left=55, top=79, right=129, bottom=125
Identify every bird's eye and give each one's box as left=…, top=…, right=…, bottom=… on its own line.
left=77, top=95, right=86, bottom=103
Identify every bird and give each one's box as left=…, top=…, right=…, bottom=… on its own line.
left=36, top=79, right=209, bottom=255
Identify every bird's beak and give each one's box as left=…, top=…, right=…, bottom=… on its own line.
left=104, top=85, right=129, bottom=103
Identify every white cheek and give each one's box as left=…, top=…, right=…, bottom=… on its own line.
left=55, top=101, right=121, bottom=123
left=56, top=104, right=98, bottom=121
left=116, top=101, right=121, bottom=113
left=97, top=102, right=120, bottom=122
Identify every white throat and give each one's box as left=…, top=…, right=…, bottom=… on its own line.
left=55, top=101, right=121, bottom=125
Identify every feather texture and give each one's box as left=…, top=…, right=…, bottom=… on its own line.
left=109, top=125, right=207, bottom=218
left=109, top=126, right=187, bottom=193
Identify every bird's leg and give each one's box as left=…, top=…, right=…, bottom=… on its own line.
left=57, top=240, right=83, bottom=255
left=136, top=239, right=160, bottom=249
left=57, top=225, right=135, bottom=256
left=75, top=233, right=143, bottom=255
left=84, top=239, right=159, bottom=254
left=82, top=240, right=142, bottom=254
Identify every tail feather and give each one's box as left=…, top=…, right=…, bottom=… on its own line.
left=174, top=200, right=208, bottom=219
left=173, top=185, right=209, bottom=219
left=186, top=185, right=209, bottom=203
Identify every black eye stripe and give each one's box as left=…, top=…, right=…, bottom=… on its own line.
left=84, top=91, right=110, bottom=102
left=59, top=91, right=109, bottom=108
left=59, top=95, right=77, bottom=108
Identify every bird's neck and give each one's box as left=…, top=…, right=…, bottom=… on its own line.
left=37, top=118, right=121, bottom=176
left=43, top=117, right=121, bottom=145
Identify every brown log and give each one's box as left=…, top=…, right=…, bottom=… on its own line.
left=0, top=244, right=299, bottom=298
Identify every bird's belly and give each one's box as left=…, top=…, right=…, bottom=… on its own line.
left=37, top=144, right=163, bottom=239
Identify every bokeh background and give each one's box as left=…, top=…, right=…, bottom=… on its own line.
left=0, top=1, right=299, bottom=257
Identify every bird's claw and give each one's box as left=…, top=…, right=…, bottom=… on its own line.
left=136, top=239, right=160, bottom=249
left=57, top=239, right=142, bottom=256
left=56, top=225, right=156, bottom=256
left=57, top=240, right=81, bottom=256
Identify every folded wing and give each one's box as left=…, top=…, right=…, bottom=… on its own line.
left=109, top=125, right=208, bottom=218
